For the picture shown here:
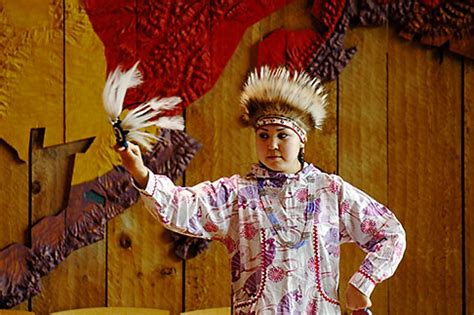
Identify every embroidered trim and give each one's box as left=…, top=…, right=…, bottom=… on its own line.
left=234, top=229, right=268, bottom=309
left=312, top=225, right=340, bottom=306
left=256, top=115, right=306, bottom=142
left=151, top=198, right=170, bottom=225
left=150, top=174, right=158, bottom=196
left=357, top=269, right=378, bottom=285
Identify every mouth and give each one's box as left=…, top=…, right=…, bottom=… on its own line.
left=267, top=156, right=282, bottom=160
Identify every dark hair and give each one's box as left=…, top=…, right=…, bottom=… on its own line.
left=298, top=148, right=305, bottom=165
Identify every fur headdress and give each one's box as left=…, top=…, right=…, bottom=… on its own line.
left=240, top=66, right=327, bottom=139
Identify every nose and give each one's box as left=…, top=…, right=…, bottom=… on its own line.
left=268, top=137, right=279, bottom=150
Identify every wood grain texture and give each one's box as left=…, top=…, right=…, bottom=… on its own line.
left=31, top=0, right=109, bottom=312
left=30, top=129, right=99, bottom=314
left=183, top=42, right=253, bottom=312
left=180, top=307, right=230, bottom=315
left=0, top=141, right=28, bottom=250
left=1, top=0, right=69, bottom=311
left=304, top=80, right=337, bottom=175
left=107, top=202, right=183, bottom=314
left=183, top=0, right=316, bottom=311
left=338, top=25, right=389, bottom=315
left=0, top=141, right=29, bottom=311
left=388, top=29, right=462, bottom=314
left=64, top=0, right=115, bottom=186
left=0, top=0, right=469, bottom=312
left=465, top=58, right=474, bottom=315
left=0, top=0, right=65, bottom=161
left=51, top=307, right=170, bottom=315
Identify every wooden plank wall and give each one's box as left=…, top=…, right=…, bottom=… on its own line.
left=0, top=0, right=472, bottom=314
left=387, top=28, right=463, bottom=314
left=338, top=25, right=389, bottom=315
left=465, top=58, right=473, bottom=315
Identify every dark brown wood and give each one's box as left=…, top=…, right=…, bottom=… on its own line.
left=388, top=29, right=462, bottom=314
left=465, top=59, right=474, bottom=315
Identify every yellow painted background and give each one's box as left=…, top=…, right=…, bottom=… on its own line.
left=0, top=0, right=472, bottom=314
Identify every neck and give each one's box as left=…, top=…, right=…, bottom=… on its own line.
left=259, top=161, right=303, bottom=174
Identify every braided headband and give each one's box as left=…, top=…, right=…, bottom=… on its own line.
left=255, top=115, right=307, bottom=143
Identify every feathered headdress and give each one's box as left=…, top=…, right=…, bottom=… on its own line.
left=240, top=66, right=327, bottom=139
left=102, top=62, right=184, bottom=151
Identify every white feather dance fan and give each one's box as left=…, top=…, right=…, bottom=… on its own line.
left=240, top=66, right=327, bottom=132
left=102, top=62, right=184, bottom=151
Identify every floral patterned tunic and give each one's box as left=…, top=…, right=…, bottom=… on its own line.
left=137, top=163, right=406, bottom=314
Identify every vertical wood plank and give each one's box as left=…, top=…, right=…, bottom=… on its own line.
left=0, top=142, right=28, bottom=254
left=107, top=202, right=183, bottom=315
left=184, top=0, right=318, bottom=311
left=465, top=58, right=474, bottom=315
left=39, top=0, right=110, bottom=312
left=183, top=36, right=254, bottom=313
left=0, top=0, right=30, bottom=284
left=12, top=0, right=65, bottom=313
left=0, top=0, right=65, bottom=161
left=29, top=131, right=96, bottom=315
left=0, top=141, right=29, bottom=311
left=105, top=2, right=183, bottom=314
left=66, top=0, right=123, bottom=187
left=338, top=26, right=389, bottom=315
left=388, top=30, right=462, bottom=314
left=305, top=83, right=337, bottom=175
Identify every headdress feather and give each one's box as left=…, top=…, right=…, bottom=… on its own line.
left=240, top=66, right=327, bottom=131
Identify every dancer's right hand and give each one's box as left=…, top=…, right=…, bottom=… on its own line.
left=115, top=142, right=149, bottom=189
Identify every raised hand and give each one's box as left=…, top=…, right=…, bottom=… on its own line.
left=115, top=142, right=149, bottom=189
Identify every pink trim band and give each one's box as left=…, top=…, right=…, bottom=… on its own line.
left=256, top=115, right=306, bottom=142
left=234, top=228, right=268, bottom=309
left=313, top=225, right=340, bottom=306
left=357, top=269, right=378, bottom=285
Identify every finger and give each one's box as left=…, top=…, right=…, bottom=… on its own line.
left=114, top=143, right=127, bottom=152
left=130, top=143, right=142, bottom=157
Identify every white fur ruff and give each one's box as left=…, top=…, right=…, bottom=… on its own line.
left=240, top=66, right=327, bottom=129
left=102, top=62, right=184, bottom=151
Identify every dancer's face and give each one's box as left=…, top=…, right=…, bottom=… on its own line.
left=255, top=124, right=304, bottom=174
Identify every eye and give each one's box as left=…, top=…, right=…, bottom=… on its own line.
left=258, top=132, right=269, bottom=139
left=278, top=133, right=289, bottom=139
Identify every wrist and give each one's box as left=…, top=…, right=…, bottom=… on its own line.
left=133, top=168, right=149, bottom=189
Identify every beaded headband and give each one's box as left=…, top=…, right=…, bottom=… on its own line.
left=256, top=115, right=307, bottom=143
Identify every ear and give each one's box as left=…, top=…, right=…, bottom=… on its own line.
left=302, top=136, right=307, bottom=145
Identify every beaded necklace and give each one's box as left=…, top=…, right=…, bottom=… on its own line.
left=257, top=177, right=317, bottom=249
